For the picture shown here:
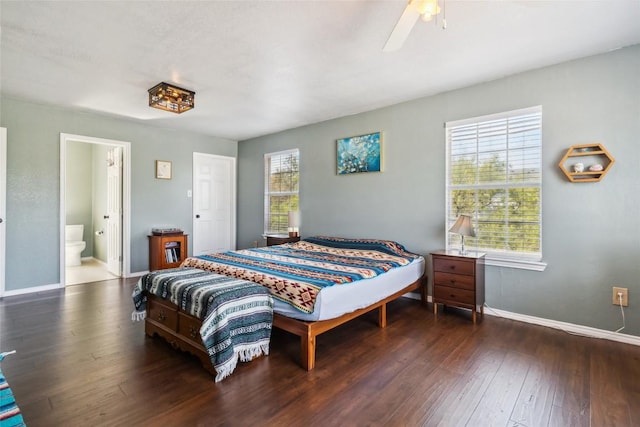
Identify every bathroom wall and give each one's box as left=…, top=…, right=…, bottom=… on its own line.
left=92, top=144, right=108, bottom=262
left=66, top=141, right=93, bottom=257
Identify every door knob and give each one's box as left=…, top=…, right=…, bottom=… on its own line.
left=104, top=215, right=110, bottom=219
left=195, top=215, right=200, bottom=218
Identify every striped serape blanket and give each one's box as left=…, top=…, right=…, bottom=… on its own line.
left=182, top=236, right=420, bottom=313
left=132, top=268, right=273, bottom=382
left=0, top=351, right=25, bottom=427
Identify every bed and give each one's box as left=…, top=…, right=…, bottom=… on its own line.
left=138, top=236, right=426, bottom=373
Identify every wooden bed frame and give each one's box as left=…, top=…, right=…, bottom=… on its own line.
left=144, top=275, right=425, bottom=374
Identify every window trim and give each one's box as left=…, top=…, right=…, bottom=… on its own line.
left=445, top=106, right=546, bottom=271
left=264, top=148, right=299, bottom=235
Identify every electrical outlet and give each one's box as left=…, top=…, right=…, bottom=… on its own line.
left=612, top=287, right=628, bottom=307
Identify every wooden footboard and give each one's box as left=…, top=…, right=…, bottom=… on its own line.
left=144, top=275, right=425, bottom=373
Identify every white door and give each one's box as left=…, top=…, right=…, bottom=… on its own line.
left=106, top=147, right=122, bottom=275
left=192, top=153, right=236, bottom=255
left=0, top=128, right=6, bottom=296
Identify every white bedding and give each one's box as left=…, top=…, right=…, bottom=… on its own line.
left=273, top=256, right=425, bottom=321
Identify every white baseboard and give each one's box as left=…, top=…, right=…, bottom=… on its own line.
left=483, top=305, right=640, bottom=346
left=129, top=270, right=149, bottom=278
left=82, top=256, right=107, bottom=266
left=2, top=270, right=147, bottom=298
left=1, top=283, right=63, bottom=298
left=402, top=293, right=639, bottom=346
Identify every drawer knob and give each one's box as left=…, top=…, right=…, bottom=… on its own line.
left=189, top=326, right=198, bottom=339
left=158, top=310, right=166, bottom=322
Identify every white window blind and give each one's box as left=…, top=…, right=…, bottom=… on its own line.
left=446, top=106, right=543, bottom=265
left=264, top=149, right=299, bottom=234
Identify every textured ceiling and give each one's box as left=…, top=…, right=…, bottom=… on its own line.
left=1, top=1, right=639, bottom=141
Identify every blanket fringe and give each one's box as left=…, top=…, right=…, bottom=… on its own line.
left=131, top=311, right=146, bottom=322
left=238, top=343, right=270, bottom=362
left=214, top=343, right=270, bottom=383
left=0, top=350, right=16, bottom=361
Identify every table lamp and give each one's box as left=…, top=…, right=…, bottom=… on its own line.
left=449, top=214, right=475, bottom=255
left=288, top=210, right=300, bottom=237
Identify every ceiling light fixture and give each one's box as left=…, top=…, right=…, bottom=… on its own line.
left=383, top=0, right=447, bottom=52
left=415, top=0, right=441, bottom=22
left=148, top=82, right=195, bottom=114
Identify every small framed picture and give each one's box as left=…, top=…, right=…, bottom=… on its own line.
left=156, top=160, right=172, bottom=179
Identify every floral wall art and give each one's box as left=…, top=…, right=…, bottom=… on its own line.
left=336, top=131, right=382, bottom=175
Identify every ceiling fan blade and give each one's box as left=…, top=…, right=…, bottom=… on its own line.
left=383, top=2, right=420, bottom=52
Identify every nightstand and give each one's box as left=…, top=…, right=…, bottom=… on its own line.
left=148, top=233, right=188, bottom=271
left=266, top=234, right=300, bottom=246
left=431, top=250, right=485, bottom=323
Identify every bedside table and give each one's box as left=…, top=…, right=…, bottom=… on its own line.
left=431, top=250, right=485, bottom=323
left=266, top=235, right=300, bottom=246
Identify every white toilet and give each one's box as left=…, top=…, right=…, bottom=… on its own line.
left=65, top=224, right=87, bottom=267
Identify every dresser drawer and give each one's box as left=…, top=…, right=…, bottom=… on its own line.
left=433, top=257, right=475, bottom=276
left=434, top=271, right=475, bottom=290
left=148, top=296, right=178, bottom=331
left=178, top=313, right=205, bottom=346
left=434, top=285, right=475, bottom=306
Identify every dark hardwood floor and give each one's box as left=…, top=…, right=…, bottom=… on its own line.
left=1, top=278, right=639, bottom=426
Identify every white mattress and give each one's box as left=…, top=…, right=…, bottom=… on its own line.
left=273, top=256, right=425, bottom=321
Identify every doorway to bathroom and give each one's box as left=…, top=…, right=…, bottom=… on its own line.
left=60, top=133, right=131, bottom=287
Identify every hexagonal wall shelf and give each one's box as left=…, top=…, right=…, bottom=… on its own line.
left=558, top=143, right=615, bottom=182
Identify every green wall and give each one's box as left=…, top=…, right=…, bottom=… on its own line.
left=2, top=45, right=638, bottom=336
left=238, top=45, right=640, bottom=335
left=1, top=97, right=237, bottom=290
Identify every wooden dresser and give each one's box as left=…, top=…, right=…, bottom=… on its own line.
left=431, top=250, right=485, bottom=323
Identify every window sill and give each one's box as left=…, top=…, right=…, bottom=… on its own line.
left=484, top=256, right=547, bottom=272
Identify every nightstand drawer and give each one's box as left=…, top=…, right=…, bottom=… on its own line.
left=434, top=285, right=475, bottom=305
left=433, top=258, right=475, bottom=276
left=434, top=271, right=475, bottom=290
left=148, top=297, right=178, bottom=331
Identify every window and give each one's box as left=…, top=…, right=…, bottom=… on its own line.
left=446, top=106, right=545, bottom=271
left=264, top=149, right=299, bottom=235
